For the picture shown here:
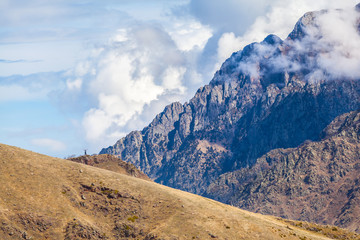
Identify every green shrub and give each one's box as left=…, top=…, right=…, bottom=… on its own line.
left=127, top=215, right=138, bottom=222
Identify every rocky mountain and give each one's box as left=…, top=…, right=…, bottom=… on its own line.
left=100, top=6, right=360, bottom=195
left=205, top=110, right=360, bottom=233
left=3, top=143, right=357, bottom=239
left=68, top=154, right=150, bottom=181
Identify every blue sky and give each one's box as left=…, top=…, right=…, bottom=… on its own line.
left=0, top=0, right=358, bottom=158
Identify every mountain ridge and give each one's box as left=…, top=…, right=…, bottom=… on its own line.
left=100, top=5, right=360, bottom=192
left=205, top=110, right=360, bottom=232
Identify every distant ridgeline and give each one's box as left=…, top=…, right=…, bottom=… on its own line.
left=101, top=4, right=360, bottom=232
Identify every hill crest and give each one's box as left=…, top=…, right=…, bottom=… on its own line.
left=68, top=154, right=150, bottom=181
left=2, top=143, right=358, bottom=239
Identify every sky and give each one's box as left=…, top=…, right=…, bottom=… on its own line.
left=0, top=0, right=359, bottom=158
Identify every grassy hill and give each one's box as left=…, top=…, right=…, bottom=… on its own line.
left=67, top=154, right=150, bottom=181
left=0, top=143, right=358, bottom=239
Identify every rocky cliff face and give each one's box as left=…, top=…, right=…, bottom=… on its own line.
left=101, top=6, right=360, bottom=196
left=205, top=110, right=360, bottom=232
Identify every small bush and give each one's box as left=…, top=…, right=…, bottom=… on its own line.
left=127, top=215, right=139, bottom=222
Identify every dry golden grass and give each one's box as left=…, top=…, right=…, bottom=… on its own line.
left=0, top=143, right=358, bottom=240
left=68, top=154, right=151, bottom=181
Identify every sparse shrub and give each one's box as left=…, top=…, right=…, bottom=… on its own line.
left=114, top=223, right=138, bottom=238
left=127, top=215, right=139, bottom=222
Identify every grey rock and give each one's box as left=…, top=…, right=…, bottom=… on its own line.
left=205, top=111, right=360, bottom=232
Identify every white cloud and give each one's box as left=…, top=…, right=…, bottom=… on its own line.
left=218, top=5, right=360, bottom=83
left=31, top=138, right=66, bottom=152
left=82, top=108, right=113, bottom=142
left=315, top=8, right=360, bottom=78
left=57, top=20, right=213, bottom=149
left=162, top=67, right=187, bottom=92
left=168, top=21, right=212, bottom=51
left=215, top=0, right=360, bottom=65
left=216, top=32, right=244, bottom=69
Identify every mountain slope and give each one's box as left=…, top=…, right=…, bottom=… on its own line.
left=1, top=144, right=357, bottom=239
left=68, top=154, right=150, bottom=181
left=205, top=110, right=360, bottom=233
left=100, top=6, right=360, bottom=197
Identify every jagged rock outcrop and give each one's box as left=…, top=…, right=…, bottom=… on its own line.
left=205, top=110, right=360, bottom=232
left=101, top=5, right=360, bottom=196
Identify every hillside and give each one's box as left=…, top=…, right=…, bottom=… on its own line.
left=1, top=144, right=359, bottom=239
left=205, top=110, right=360, bottom=232
left=68, top=154, right=150, bottom=181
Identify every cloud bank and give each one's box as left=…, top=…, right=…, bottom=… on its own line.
left=60, top=21, right=212, bottom=149
left=214, top=0, right=360, bottom=66
left=226, top=6, right=360, bottom=84
left=58, top=0, right=360, bottom=153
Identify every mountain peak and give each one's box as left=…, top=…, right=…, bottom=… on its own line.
left=100, top=4, right=360, bottom=232
left=287, top=10, right=325, bottom=40
left=262, top=34, right=283, bottom=45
